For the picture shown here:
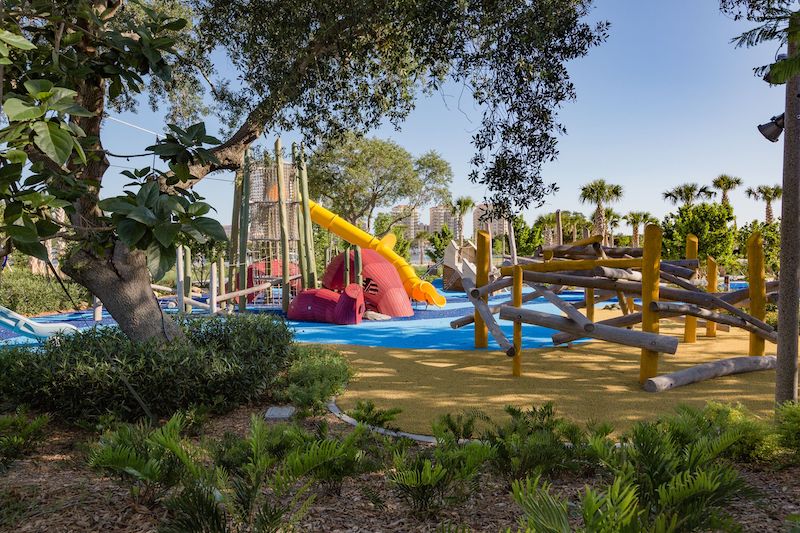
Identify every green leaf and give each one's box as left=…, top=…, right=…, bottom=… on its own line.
left=127, top=206, right=158, bottom=226
left=0, top=30, right=36, bottom=51
left=146, top=241, right=175, bottom=281
left=72, top=138, right=87, bottom=164
left=153, top=222, right=180, bottom=247
left=35, top=219, right=61, bottom=238
left=191, top=217, right=228, bottom=242
left=4, top=149, right=27, bottom=164
left=14, top=241, right=48, bottom=262
left=117, top=218, right=147, bottom=247
left=187, top=202, right=210, bottom=216
left=23, top=80, right=54, bottom=99
left=32, top=121, right=73, bottom=166
left=5, top=224, right=39, bottom=243
left=3, top=98, right=45, bottom=121
left=98, top=197, right=135, bottom=215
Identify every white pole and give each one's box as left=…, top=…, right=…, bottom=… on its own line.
left=218, top=255, right=226, bottom=310
left=176, top=245, right=185, bottom=312
left=209, top=260, right=218, bottom=314
left=92, top=295, right=102, bottom=322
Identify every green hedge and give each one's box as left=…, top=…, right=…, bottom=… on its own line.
left=0, top=314, right=304, bottom=421
left=0, top=264, right=89, bottom=316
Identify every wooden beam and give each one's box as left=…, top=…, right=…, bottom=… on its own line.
left=652, top=302, right=777, bottom=343
left=464, top=279, right=514, bottom=356
left=706, top=256, right=718, bottom=337
left=475, top=231, right=491, bottom=349
left=747, top=232, right=766, bottom=356
left=640, top=224, right=662, bottom=383
left=275, top=139, right=291, bottom=313
left=643, top=356, right=776, bottom=393
left=499, top=306, right=679, bottom=354
left=512, top=265, right=523, bottom=376
left=530, top=283, right=594, bottom=332
left=499, top=257, right=642, bottom=276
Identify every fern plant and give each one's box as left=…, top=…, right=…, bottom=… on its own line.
left=389, top=452, right=450, bottom=517
left=88, top=413, right=187, bottom=506
left=347, top=400, right=402, bottom=430
left=0, top=407, right=49, bottom=471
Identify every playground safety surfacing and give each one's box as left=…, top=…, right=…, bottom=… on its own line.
left=331, top=310, right=777, bottom=435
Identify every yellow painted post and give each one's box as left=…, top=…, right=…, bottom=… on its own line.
left=683, top=234, right=698, bottom=343
left=512, top=265, right=523, bottom=377
left=474, top=230, right=491, bottom=348
left=706, top=255, right=718, bottom=337
left=640, top=224, right=662, bottom=383
left=585, top=288, right=595, bottom=321
left=747, top=232, right=766, bottom=356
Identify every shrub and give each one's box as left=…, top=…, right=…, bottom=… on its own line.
left=0, top=408, right=49, bottom=471
left=347, top=400, right=402, bottom=430
left=777, top=401, right=800, bottom=455
left=0, top=258, right=89, bottom=316
left=0, top=314, right=296, bottom=422
left=276, top=345, right=352, bottom=413
left=389, top=452, right=451, bottom=517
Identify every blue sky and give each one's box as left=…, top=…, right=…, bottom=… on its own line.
left=100, top=0, right=786, bottom=236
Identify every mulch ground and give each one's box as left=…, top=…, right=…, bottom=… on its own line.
left=2, top=401, right=800, bottom=532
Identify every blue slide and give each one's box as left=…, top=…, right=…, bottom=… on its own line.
left=0, top=304, right=78, bottom=340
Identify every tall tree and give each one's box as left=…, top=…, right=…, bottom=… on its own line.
left=510, top=215, right=542, bottom=256
left=662, top=183, right=716, bottom=206
left=604, top=208, right=622, bottom=247
left=450, top=196, right=475, bottom=247
left=412, top=230, right=430, bottom=265
left=578, top=179, right=623, bottom=245
left=624, top=211, right=656, bottom=247
left=745, top=185, right=783, bottom=223
left=307, top=134, right=451, bottom=232
left=533, top=212, right=558, bottom=246
left=722, top=0, right=800, bottom=403
left=712, top=174, right=743, bottom=206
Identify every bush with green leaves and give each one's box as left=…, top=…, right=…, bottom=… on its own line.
left=0, top=314, right=296, bottom=421
left=660, top=202, right=735, bottom=268
left=512, top=417, right=750, bottom=532
left=0, top=256, right=89, bottom=315
left=347, top=400, right=402, bottom=430
left=777, top=401, right=800, bottom=456
left=481, top=402, right=608, bottom=483
left=0, top=407, right=49, bottom=471
left=276, top=345, right=352, bottom=413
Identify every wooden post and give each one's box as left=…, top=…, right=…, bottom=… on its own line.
left=706, top=255, right=718, bottom=337
left=292, top=144, right=309, bottom=289
left=275, top=139, right=291, bottom=313
left=238, top=150, right=251, bottom=312
left=299, top=144, right=317, bottom=288
left=343, top=244, right=351, bottom=286
left=475, top=230, right=491, bottom=348
left=508, top=219, right=518, bottom=265
left=555, top=209, right=563, bottom=246
left=209, top=260, right=218, bottom=314
left=640, top=224, right=662, bottom=383
left=183, top=246, right=192, bottom=313
left=354, top=245, right=363, bottom=287
left=684, top=233, right=698, bottom=343
left=229, top=166, right=243, bottom=293
left=218, top=255, right=226, bottom=310
left=92, top=295, right=102, bottom=322
left=513, top=265, right=523, bottom=377
left=176, top=245, right=185, bottom=312
left=585, top=288, right=595, bottom=321
left=748, top=232, right=766, bottom=356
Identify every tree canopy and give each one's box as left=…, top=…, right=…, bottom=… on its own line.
left=307, top=134, right=451, bottom=232
left=661, top=202, right=735, bottom=268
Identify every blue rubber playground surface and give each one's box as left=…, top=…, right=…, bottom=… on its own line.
left=0, top=279, right=624, bottom=351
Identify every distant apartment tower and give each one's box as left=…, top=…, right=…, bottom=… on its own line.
left=390, top=205, right=420, bottom=239
left=472, top=203, right=508, bottom=239
left=429, top=205, right=460, bottom=240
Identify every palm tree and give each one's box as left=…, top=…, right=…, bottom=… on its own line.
left=450, top=196, right=474, bottom=246
left=604, top=208, right=622, bottom=247
left=662, top=183, right=716, bottom=206
left=712, top=174, right=743, bottom=207
left=534, top=213, right=557, bottom=246
left=560, top=211, right=584, bottom=243
left=623, top=211, right=657, bottom=247
left=413, top=230, right=430, bottom=265
left=579, top=179, right=624, bottom=245
left=745, top=185, right=783, bottom=223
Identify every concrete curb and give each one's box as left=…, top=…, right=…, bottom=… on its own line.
left=327, top=399, right=437, bottom=444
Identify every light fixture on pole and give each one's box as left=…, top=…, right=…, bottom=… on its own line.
left=758, top=113, right=785, bottom=142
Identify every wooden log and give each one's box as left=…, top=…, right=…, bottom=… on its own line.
left=617, top=291, right=629, bottom=315
left=217, top=281, right=275, bottom=302
left=707, top=255, right=718, bottom=337
left=643, top=356, right=776, bottom=392
left=520, top=270, right=775, bottom=333
left=450, top=289, right=543, bottom=329
left=512, top=266, right=523, bottom=376
left=275, top=139, right=291, bottom=313
left=659, top=262, right=696, bottom=279
left=585, top=288, right=595, bottom=321
left=660, top=270, right=702, bottom=292
left=499, top=307, right=679, bottom=354
left=651, top=302, right=777, bottom=343
left=747, top=232, right=766, bottom=356
left=499, top=257, right=642, bottom=276
left=571, top=289, right=618, bottom=309
left=640, top=224, right=663, bottom=382
left=593, top=266, right=641, bottom=281
left=175, top=245, right=185, bottom=312
left=237, top=151, right=252, bottom=312
left=471, top=276, right=513, bottom=298
left=209, top=261, right=218, bottom=314
left=529, top=283, right=594, bottom=332
left=475, top=231, right=491, bottom=349
left=555, top=210, right=563, bottom=246
left=463, top=279, right=514, bottom=356
left=664, top=259, right=700, bottom=268
left=298, top=144, right=318, bottom=288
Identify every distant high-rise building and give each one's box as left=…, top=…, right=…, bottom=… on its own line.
left=473, top=203, right=508, bottom=239
left=390, top=205, right=420, bottom=239
left=429, top=205, right=460, bottom=240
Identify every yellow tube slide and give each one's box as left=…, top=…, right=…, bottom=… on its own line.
left=308, top=200, right=446, bottom=307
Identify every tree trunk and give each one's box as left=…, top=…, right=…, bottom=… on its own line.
left=632, top=225, right=640, bottom=248
left=63, top=242, right=183, bottom=342
left=777, top=34, right=800, bottom=404
left=766, top=200, right=774, bottom=224
left=593, top=205, right=605, bottom=243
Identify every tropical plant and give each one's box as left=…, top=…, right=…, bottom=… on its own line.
left=427, top=225, right=454, bottom=264
left=511, top=215, right=543, bottom=256
left=623, top=211, right=656, bottom=248
left=579, top=180, right=624, bottom=245
left=746, top=184, right=783, bottom=223
left=412, top=230, right=431, bottom=265
left=533, top=212, right=558, bottom=246
left=661, top=202, right=735, bottom=268
left=712, top=174, right=743, bottom=206
left=450, top=196, right=475, bottom=246
left=0, top=407, right=49, bottom=471
left=374, top=213, right=412, bottom=262
left=347, top=400, right=403, bottom=430
left=737, top=220, right=781, bottom=274
left=662, top=183, right=716, bottom=206
left=274, top=345, right=352, bottom=415
left=604, top=208, right=621, bottom=247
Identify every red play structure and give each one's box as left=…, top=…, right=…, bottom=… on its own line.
left=287, top=249, right=413, bottom=324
